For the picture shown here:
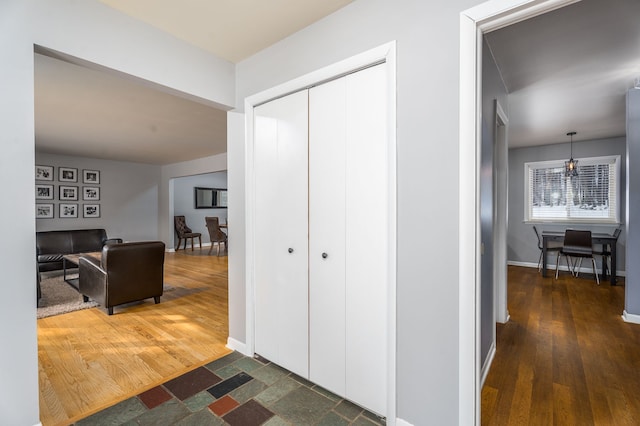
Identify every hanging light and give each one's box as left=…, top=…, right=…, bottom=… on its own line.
left=565, top=131, right=578, bottom=177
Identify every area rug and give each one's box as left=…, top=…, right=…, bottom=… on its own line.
left=37, top=273, right=97, bottom=319
left=37, top=272, right=175, bottom=319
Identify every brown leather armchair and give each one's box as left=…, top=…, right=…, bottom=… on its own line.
left=79, top=241, right=165, bottom=315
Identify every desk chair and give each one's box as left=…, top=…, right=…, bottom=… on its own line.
left=555, top=230, right=600, bottom=285
left=533, top=225, right=561, bottom=272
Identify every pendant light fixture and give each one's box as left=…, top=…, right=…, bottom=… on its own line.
left=565, top=131, right=578, bottom=177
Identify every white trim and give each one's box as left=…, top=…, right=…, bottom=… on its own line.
left=480, top=341, right=496, bottom=387
left=395, top=419, right=415, bottom=426
left=622, top=310, right=640, bottom=325
left=244, top=41, right=397, bottom=422
left=226, top=337, right=249, bottom=355
left=507, top=260, right=627, bottom=277
left=460, top=1, right=578, bottom=424
left=494, top=100, right=509, bottom=326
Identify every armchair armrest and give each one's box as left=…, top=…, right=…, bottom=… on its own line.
left=104, top=238, right=123, bottom=246
left=79, top=256, right=106, bottom=305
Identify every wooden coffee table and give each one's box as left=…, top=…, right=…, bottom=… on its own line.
left=62, top=252, right=100, bottom=289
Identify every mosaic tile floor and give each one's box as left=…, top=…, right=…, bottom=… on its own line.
left=76, top=351, right=386, bottom=425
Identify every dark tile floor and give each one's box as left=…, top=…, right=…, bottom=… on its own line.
left=75, top=351, right=386, bottom=425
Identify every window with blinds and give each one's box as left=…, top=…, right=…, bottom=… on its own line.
left=524, top=155, right=620, bottom=223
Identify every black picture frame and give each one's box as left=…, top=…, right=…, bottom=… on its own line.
left=35, top=184, right=54, bottom=200
left=83, top=169, right=100, bottom=184
left=83, top=204, right=100, bottom=218
left=59, top=203, right=78, bottom=218
left=82, top=186, right=100, bottom=201
left=36, top=203, right=54, bottom=219
left=59, top=185, right=79, bottom=201
left=35, top=165, right=54, bottom=181
left=59, top=167, right=78, bottom=182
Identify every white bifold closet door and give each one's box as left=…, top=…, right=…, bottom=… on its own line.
left=253, top=90, right=309, bottom=379
left=253, top=63, right=388, bottom=416
left=309, top=64, right=388, bottom=415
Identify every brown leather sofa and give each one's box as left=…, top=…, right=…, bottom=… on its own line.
left=79, top=241, right=165, bottom=315
left=36, top=229, right=122, bottom=272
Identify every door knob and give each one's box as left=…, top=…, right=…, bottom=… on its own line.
left=322, top=252, right=328, bottom=259
left=288, top=248, right=294, bottom=253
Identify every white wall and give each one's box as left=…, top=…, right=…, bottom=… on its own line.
left=1, top=1, right=234, bottom=423
left=35, top=152, right=160, bottom=241
left=172, top=172, right=227, bottom=245
left=235, top=0, right=485, bottom=423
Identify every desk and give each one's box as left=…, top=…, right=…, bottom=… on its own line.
left=541, top=231, right=617, bottom=285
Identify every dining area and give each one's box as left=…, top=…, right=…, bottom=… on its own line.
left=535, top=225, right=622, bottom=285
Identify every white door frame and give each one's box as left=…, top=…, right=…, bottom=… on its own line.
left=244, top=42, right=397, bottom=423
left=459, top=0, right=578, bottom=424
left=494, top=100, right=509, bottom=325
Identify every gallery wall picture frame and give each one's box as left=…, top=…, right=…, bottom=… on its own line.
left=59, top=185, right=79, bottom=201
left=83, top=204, right=100, bottom=218
left=36, top=203, right=54, bottom=219
left=35, top=165, right=54, bottom=181
left=59, top=167, right=78, bottom=182
left=83, top=186, right=100, bottom=201
left=83, top=169, right=100, bottom=184
left=59, top=203, right=78, bottom=218
left=35, top=184, right=54, bottom=200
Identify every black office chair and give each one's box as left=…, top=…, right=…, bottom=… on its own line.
left=533, top=225, right=561, bottom=272
left=555, top=230, right=600, bottom=285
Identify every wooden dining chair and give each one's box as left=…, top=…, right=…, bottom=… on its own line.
left=174, top=215, right=202, bottom=251
left=555, top=229, right=599, bottom=285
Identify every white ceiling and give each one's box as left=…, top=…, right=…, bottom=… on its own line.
left=485, top=0, right=640, bottom=147
left=35, top=0, right=640, bottom=164
left=35, top=0, right=354, bottom=165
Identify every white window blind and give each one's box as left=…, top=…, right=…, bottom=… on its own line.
left=525, top=155, right=620, bottom=223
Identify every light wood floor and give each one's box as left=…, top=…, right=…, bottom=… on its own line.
left=482, top=265, right=640, bottom=425
left=38, top=248, right=231, bottom=426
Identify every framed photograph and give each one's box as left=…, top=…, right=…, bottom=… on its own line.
left=59, top=185, right=78, bottom=201
left=83, top=204, right=100, bottom=218
left=59, top=167, right=78, bottom=182
left=59, top=203, right=78, bottom=218
left=35, top=184, right=54, bottom=200
left=36, top=203, right=54, bottom=219
left=83, top=169, right=100, bottom=184
left=35, top=165, right=54, bottom=181
left=83, top=186, right=100, bottom=201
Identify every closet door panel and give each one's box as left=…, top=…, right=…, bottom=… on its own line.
left=344, top=64, right=388, bottom=415
left=308, top=78, right=347, bottom=395
left=254, top=91, right=309, bottom=377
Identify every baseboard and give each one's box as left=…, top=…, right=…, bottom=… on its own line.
left=396, top=418, right=414, bottom=426
left=507, top=260, right=626, bottom=277
left=622, top=310, right=640, bottom=325
left=226, top=337, right=250, bottom=356
left=480, top=341, right=496, bottom=387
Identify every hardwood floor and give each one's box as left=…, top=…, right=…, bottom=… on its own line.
left=482, top=265, right=640, bottom=425
left=38, top=249, right=231, bottom=426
